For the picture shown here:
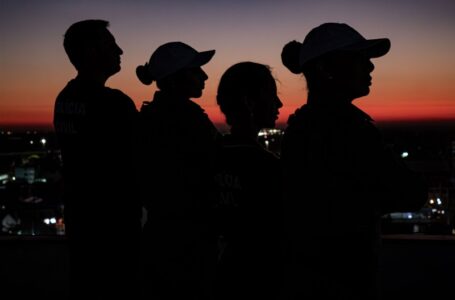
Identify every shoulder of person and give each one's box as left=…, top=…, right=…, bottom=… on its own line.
left=139, top=100, right=153, bottom=113
left=106, top=88, right=137, bottom=109
left=106, top=87, right=132, bottom=101
left=183, top=99, right=208, bottom=115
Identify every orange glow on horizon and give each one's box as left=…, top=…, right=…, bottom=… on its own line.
left=2, top=96, right=453, bottom=131
left=1, top=1, right=454, bottom=131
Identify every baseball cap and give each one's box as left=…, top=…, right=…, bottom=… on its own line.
left=299, top=23, right=391, bottom=66
left=145, top=41, right=215, bottom=80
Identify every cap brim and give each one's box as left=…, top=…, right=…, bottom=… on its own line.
left=188, top=49, right=215, bottom=67
left=344, top=38, right=391, bottom=58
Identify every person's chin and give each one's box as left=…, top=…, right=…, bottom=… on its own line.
left=108, top=65, right=121, bottom=77
left=355, top=87, right=370, bottom=98
left=191, top=91, right=203, bottom=98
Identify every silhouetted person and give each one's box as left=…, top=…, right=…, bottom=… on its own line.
left=280, top=23, right=428, bottom=300
left=53, top=20, right=141, bottom=299
left=213, top=62, right=284, bottom=300
left=136, top=41, right=222, bottom=300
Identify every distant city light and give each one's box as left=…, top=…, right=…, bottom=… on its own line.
left=43, top=217, right=57, bottom=225
left=30, top=140, right=34, bottom=145
left=40, top=138, right=46, bottom=145
left=258, top=128, right=282, bottom=136
left=436, top=198, right=442, bottom=205
left=429, top=199, right=434, bottom=204
left=407, top=213, right=413, bottom=219
left=401, top=151, right=409, bottom=158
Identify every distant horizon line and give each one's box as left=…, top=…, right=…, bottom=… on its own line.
left=1, top=118, right=455, bottom=133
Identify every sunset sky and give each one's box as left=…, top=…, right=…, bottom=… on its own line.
left=1, top=0, right=454, bottom=130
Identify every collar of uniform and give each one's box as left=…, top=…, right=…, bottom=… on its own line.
left=152, top=91, right=204, bottom=112
left=73, top=76, right=105, bottom=88
left=287, top=102, right=374, bottom=129
left=344, top=103, right=374, bottom=122
left=307, top=102, right=373, bottom=122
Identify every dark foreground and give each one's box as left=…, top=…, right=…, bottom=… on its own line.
left=1, top=234, right=454, bottom=300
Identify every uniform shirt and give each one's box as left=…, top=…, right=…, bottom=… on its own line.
left=138, top=91, right=222, bottom=300
left=139, top=91, right=221, bottom=223
left=54, top=77, right=141, bottom=236
left=213, top=134, right=283, bottom=300
left=281, top=102, right=427, bottom=300
left=282, top=103, right=427, bottom=235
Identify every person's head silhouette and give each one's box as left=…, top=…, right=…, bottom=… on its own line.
left=282, top=22, right=390, bottom=105
left=136, top=41, right=215, bottom=99
left=217, top=62, right=282, bottom=136
left=63, top=19, right=123, bottom=83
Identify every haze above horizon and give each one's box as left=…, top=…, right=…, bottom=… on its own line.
left=1, top=0, right=454, bottom=126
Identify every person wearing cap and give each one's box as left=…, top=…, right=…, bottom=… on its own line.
left=53, top=20, right=142, bottom=299
left=136, top=41, right=222, bottom=300
left=280, top=23, right=427, bottom=299
left=212, top=62, right=284, bottom=300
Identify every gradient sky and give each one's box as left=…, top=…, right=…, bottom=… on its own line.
left=1, top=0, right=454, bottom=129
